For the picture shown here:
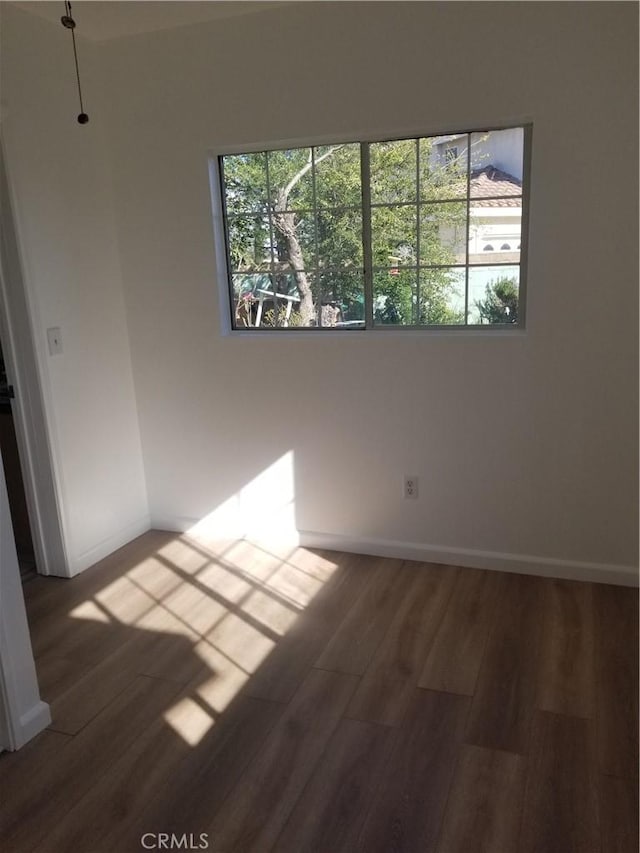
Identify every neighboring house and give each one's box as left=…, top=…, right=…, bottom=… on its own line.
left=468, top=166, right=522, bottom=264
left=433, top=127, right=523, bottom=266
left=431, top=128, right=524, bottom=320
left=433, top=127, right=524, bottom=182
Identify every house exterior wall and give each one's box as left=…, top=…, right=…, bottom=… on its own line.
left=469, top=209, right=522, bottom=258
left=474, top=127, right=524, bottom=181
left=434, top=127, right=524, bottom=181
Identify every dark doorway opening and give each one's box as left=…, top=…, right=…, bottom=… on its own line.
left=0, top=339, right=35, bottom=582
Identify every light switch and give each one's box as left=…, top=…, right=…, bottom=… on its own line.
left=47, top=327, right=63, bottom=356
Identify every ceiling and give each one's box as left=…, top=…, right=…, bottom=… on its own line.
left=10, top=1, right=293, bottom=41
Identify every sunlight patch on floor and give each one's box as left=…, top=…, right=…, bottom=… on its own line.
left=68, top=599, right=113, bottom=623
left=62, top=450, right=342, bottom=747
left=193, top=642, right=251, bottom=714
left=64, top=535, right=339, bottom=747
left=163, top=696, right=215, bottom=747
left=206, top=609, right=277, bottom=674
left=94, top=575, right=157, bottom=624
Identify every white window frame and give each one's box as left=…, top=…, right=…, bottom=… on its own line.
left=210, top=123, right=532, bottom=335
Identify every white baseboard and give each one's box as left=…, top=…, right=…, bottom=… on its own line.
left=297, top=530, right=639, bottom=587
left=151, top=514, right=247, bottom=539
left=65, top=514, right=152, bottom=577
left=7, top=700, right=51, bottom=751
left=151, top=513, right=298, bottom=543
left=147, top=518, right=638, bottom=587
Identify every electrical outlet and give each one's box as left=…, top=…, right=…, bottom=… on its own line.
left=404, top=475, right=419, bottom=500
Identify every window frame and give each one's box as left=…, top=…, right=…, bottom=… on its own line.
left=211, top=123, right=532, bottom=334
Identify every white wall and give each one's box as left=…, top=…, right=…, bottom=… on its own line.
left=0, top=5, right=149, bottom=575
left=98, top=1, right=637, bottom=580
left=2, top=2, right=638, bottom=584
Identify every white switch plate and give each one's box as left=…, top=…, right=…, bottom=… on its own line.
left=47, top=327, right=63, bottom=356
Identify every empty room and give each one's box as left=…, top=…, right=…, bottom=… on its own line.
left=0, top=2, right=637, bottom=852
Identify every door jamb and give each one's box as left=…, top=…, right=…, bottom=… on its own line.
left=0, top=136, right=67, bottom=577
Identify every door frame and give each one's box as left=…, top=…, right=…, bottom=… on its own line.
left=0, top=136, right=67, bottom=577
left=0, top=444, right=51, bottom=751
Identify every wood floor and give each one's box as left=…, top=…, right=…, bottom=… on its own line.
left=1, top=531, right=638, bottom=853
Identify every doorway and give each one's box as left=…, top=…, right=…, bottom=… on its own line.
left=0, top=339, right=36, bottom=581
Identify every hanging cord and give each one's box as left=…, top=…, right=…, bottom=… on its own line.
left=61, top=0, right=89, bottom=124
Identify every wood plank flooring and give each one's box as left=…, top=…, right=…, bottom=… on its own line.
left=1, top=531, right=637, bottom=853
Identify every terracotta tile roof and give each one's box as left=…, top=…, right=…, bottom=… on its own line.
left=470, top=166, right=522, bottom=207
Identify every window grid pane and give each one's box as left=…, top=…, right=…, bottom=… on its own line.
left=220, top=125, right=527, bottom=330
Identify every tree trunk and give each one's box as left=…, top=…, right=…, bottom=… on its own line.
left=268, top=148, right=343, bottom=326
left=273, top=193, right=314, bottom=325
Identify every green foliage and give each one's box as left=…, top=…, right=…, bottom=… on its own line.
left=373, top=268, right=464, bottom=326
left=419, top=136, right=468, bottom=200
left=222, top=152, right=268, bottom=213
left=419, top=269, right=464, bottom=325
left=476, top=277, right=519, bottom=324
left=261, top=306, right=303, bottom=328
left=370, top=140, right=417, bottom=204
left=314, top=144, right=362, bottom=208
left=227, top=215, right=271, bottom=270
left=373, top=269, right=413, bottom=325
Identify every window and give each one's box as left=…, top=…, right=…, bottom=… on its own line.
left=217, top=125, right=530, bottom=330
